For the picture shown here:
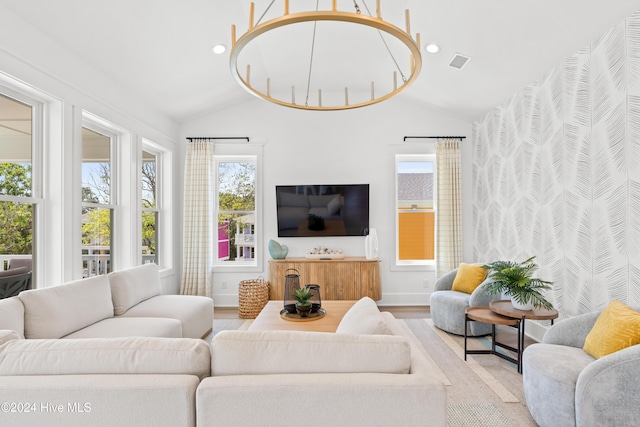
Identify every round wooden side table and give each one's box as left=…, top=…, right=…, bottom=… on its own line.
left=464, top=307, right=523, bottom=372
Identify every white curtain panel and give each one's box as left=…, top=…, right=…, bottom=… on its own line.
left=181, top=141, right=215, bottom=297
left=436, top=139, right=463, bottom=277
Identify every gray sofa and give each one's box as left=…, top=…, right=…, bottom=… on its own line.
left=430, top=267, right=499, bottom=336
left=523, top=309, right=640, bottom=427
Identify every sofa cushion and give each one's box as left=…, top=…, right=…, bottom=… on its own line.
left=583, top=300, right=640, bottom=358
left=0, top=297, right=25, bottom=339
left=0, top=336, right=210, bottom=379
left=108, top=263, right=162, bottom=315
left=19, top=275, right=114, bottom=339
left=451, top=263, right=487, bottom=294
left=211, top=330, right=411, bottom=376
left=278, top=192, right=309, bottom=208
left=120, top=295, right=213, bottom=339
left=0, top=330, right=20, bottom=346
left=336, top=297, right=393, bottom=335
left=62, top=317, right=182, bottom=339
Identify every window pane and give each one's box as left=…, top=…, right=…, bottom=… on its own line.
left=0, top=94, right=32, bottom=197
left=142, top=150, right=156, bottom=208
left=82, top=128, right=111, bottom=204
left=217, top=160, right=256, bottom=263
left=0, top=201, right=33, bottom=269
left=82, top=207, right=112, bottom=277
left=397, top=159, right=434, bottom=262
left=142, top=210, right=157, bottom=264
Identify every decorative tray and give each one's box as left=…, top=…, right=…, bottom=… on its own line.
left=280, top=308, right=326, bottom=322
left=305, top=253, right=345, bottom=259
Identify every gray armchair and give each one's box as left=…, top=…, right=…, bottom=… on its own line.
left=523, top=309, right=640, bottom=427
left=429, top=267, right=499, bottom=336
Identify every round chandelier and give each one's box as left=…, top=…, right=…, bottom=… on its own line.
left=229, top=0, right=422, bottom=111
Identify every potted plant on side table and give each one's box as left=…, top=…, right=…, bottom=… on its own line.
left=292, top=287, right=313, bottom=317
left=482, top=256, right=553, bottom=310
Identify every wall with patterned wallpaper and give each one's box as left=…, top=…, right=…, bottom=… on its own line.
left=472, top=10, right=640, bottom=317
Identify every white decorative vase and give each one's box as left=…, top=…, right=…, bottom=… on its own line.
left=511, top=296, right=534, bottom=311
left=365, top=228, right=378, bottom=260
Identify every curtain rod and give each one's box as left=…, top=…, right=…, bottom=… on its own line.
left=403, top=136, right=466, bottom=141
left=186, top=137, right=250, bottom=142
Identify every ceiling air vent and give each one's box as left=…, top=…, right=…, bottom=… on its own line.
left=449, top=53, right=471, bottom=70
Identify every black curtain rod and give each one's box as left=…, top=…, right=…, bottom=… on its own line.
left=186, top=137, right=250, bottom=142
left=403, top=136, right=466, bottom=141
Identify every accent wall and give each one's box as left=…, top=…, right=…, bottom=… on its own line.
left=472, top=10, right=640, bottom=318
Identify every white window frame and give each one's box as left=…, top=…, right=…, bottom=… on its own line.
left=80, top=118, right=119, bottom=277
left=394, top=153, right=436, bottom=270
left=0, top=85, right=43, bottom=285
left=140, top=138, right=172, bottom=270
left=212, top=147, right=262, bottom=273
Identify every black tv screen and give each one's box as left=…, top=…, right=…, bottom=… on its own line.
left=275, top=184, right=370, bottom=237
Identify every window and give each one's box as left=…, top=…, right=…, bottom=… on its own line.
left=81, top=125, right=115, bottom=277
left=0, top=90, right=40, bottom=276
left=214, top=156, right=258, bottom=267
left=141, top=148, right=158, bottom=265
left=395, top=154, right=435, bottom=266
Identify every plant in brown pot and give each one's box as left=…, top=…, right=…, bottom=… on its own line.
left=292, top=287, right=313, bottom=317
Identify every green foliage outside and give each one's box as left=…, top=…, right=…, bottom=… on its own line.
left=0, top=163, right=32, bottom=255
left=218, top=162, right=255, bottom=261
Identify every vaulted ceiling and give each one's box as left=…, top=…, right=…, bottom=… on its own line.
left=1, top=0, right=640, bottom=124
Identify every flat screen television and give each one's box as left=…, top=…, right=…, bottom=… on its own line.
left=275, top=184, right=370, bottom=237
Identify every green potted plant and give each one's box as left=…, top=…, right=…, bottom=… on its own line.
left=292, top=287, right=313, bottom=317
left=482, top=256, right=553, bottom=310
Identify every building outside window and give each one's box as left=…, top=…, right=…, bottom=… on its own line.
left=81, top=125, right=115, bottom=277
left=395, top=154, right=435, bottom=266
left=214, top=156, right=258, bottom=267
left=0, top=90, right=40, bottom=280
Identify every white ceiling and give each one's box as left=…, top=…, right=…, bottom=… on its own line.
left=1, top=0, right=640, bottom=124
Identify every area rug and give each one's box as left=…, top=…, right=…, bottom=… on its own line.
left=207, top=317, right=536, bottom=426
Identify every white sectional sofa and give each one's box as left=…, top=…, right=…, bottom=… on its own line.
left=0, top=263, right=213, bottom=340
left=0, top=291, right=445, bottom=427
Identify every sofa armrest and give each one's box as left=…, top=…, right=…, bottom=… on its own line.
left=469, top=277, right=499, bottom=307
left=542, top=311, right=601, bottom=348
left=575, top=344, right=640, bottom=427
left=433, top=269, right=457, bottom=292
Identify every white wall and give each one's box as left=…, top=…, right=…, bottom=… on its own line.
left=180, top=96, right=473, bottom=306
left=0, top=5, right=181, bottom=291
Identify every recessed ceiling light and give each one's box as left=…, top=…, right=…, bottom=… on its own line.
left=425, top=43, right=440, bottom=54
left=211, top=44, right=227, bottom=55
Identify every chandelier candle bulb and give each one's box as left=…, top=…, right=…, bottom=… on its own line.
left=393, top=71, right=398, bottom=90
left=318, top=89, right=322, bottom=106
left=376, top=0, right=381, bottom=19
left=267, top=78, right=271, bottom=97
left=291, top=86, right=295, bottom=104
left=246, top=64, right=251, bottom=85
left=231, top=25, right=236, bottom=47
left=371, top=81, right=375, bottom=100
left=416, top=33, right=421, bottom=48
left=332, top=0, right=337, bottom=12
left=345, top=87, right=349, bottom=106
left=284, top=0, right=289, bottom=15
left=405, top=9, right=411, bottom=35
left=249, top=2, right=255, bottom=29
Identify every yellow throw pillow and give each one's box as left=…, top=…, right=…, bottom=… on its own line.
left=583, top=300, right=640, bottom=359
left=451, top=263, right=487, bottom=294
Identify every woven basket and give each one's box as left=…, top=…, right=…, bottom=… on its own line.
left=238, top=278, right=270, bottom=319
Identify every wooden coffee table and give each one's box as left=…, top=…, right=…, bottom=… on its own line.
left=248, top=300, right=356, bottom=332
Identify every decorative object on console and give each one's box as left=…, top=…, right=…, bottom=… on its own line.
left=267, top=239, right=288, bottom=259
left=283, top=268, right=301, bottom=314
left=482, top=256, right=553, bottom=310
left=364, top=228, right=379, bottom=260
left=305, top=284, right=322, bottom=313
left=292, top=287, right=313, bottom=318
left=305, top=246, right=345, bottom=259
